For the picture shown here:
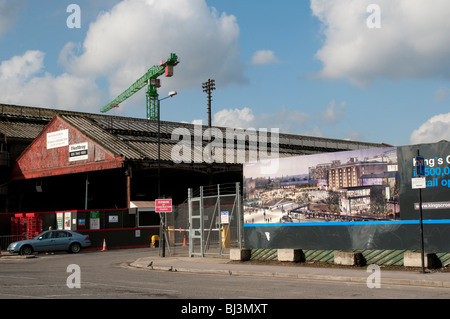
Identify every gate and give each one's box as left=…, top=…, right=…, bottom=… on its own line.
left=163, top=182, right=243, bottom=257
left=188, top=182, right=243, bottom=257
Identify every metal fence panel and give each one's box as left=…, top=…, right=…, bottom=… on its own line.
left=0, top=235, right=25, bottom=250
left=164, top=182, right=243, bottom=257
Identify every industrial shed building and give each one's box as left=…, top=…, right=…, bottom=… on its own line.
left=0, top=103, right=388, bottom=248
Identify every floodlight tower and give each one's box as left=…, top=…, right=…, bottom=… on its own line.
left=202, top=78, right=215, bottom=128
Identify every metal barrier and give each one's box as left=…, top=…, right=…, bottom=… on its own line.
left=0, top=235, right=25, bottom=251
left=162, top=182, right=243, bottom=257
left=188, top=182, right=243, bottom=257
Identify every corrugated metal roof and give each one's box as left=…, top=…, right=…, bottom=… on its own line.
left=60, top=115, right=146, bottom=160
left=0, top=103, right=392, bottom=165
left=127, top=141, right=174, bottom=162
left=130, top=201, right=155, bottom=208
left=0, top=120, right=46, bottom=140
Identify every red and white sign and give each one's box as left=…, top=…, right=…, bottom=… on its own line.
left=155, top=199, right=172, bottom=213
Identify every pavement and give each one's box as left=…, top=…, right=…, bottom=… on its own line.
left=129, top=255, right=450, bottom=288
left=3, top=249, right=450, bottom=288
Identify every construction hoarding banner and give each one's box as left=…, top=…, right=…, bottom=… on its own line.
left=397, top=141, right=450, bottom=220
left=243, top=141, right=450, bottom=251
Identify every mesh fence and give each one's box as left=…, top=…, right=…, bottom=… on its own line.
left=164, top=182, right=243, bottom=257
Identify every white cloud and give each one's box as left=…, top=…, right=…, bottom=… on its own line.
left=213, top=106, right=308, bottom=132
left=0, top=50, right=44, bottom=81
left=0, top=0, right=25, bottom=38
left=61, top=0, right=246, bottom=105
left=212, top=101, right=363, bottom=141
left=433, top=87, right=450, bottom=102
left=251, top=50, right=280, bottom=66
left=0, top=50, right=103, bottom=111
left=213, top=107, right=255, bottom=128
left=311, top=0, right=450, bottom=87
left=302, top=126, right=324, bottom=138
left=1, top=0, right=245, bottom=114
left=410, top=113, right=450, bottom=144
left=319, top=100, right=346, bottom=125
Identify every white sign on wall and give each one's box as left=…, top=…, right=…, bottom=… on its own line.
left=64, top=212, right=71, bottom=230
left=109, top=215, right=119, bottom=223
left=90, top=218, right=100, bottom=230
left=47, top=129, right=69, bottom=149
left=69, top=142, right=89, bottom=161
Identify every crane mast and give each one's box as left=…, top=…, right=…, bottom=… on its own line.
left=100, top=53, right=179, bottom=120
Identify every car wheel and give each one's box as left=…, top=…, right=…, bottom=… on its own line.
left=69, top=243, right=81, bottom=254
left=19, top=245, right=33, bottom=256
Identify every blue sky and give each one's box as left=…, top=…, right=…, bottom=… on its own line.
left=1, top=0, right=450, bottom=147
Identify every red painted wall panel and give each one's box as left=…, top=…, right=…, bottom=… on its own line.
left=11, top=116, right=123, bottom=179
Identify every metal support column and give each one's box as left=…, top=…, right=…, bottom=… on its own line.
left=188, top=187, right=205, bottom=257
left=199, top=186, right=205, bottom=257
left=236, top=182, right=243, bottom=249
left=188, top=188, right=194, bottom=257
left=217, top=184, right=221, bottom=253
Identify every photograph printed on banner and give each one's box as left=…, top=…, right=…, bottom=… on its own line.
left=243, top=147, right=399, bottom=225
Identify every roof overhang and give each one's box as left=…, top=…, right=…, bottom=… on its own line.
left=129, top=201, right=155, bottom=213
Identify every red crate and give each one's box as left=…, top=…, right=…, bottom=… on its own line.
left=10, top=217, right=24, bottom=236
left=11, top=215, right=42, bottom=239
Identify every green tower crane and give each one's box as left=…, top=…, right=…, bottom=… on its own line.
left=100, top=53, right=179, bottom=120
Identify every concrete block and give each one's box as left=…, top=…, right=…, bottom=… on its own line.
left=230, top=248, right=252, bottom=261
left=277, top=249, right=304, bottom=262
left=404, top=252, right=441, bottom=269
left=334, top=251, right=366, bottom=266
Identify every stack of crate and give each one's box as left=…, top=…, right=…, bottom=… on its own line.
left=25, top=213, right=42, bottom=239
left=11, top=214, right=25, bottom=238
left=10, top=213, right=42, bottom=239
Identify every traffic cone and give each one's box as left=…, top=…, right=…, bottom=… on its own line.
left=183, top=235, right=186, bottom=247
left=102, top=238, right=107, bottom=251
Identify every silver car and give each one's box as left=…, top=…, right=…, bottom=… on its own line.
left=8, top=230, right=92, bottom=255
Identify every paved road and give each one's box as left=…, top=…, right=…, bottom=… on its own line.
left=1, top=248, right=450, bottom=302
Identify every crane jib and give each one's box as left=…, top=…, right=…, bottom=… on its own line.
left=100, top=53, right=179, bottom=114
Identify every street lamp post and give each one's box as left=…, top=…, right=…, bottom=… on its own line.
left=158, top=91, right=177, bottom=258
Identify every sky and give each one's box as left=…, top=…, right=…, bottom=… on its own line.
left=1, top=0, right=450, bottom=147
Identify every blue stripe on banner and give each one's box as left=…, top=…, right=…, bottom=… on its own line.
left=244, top=219, right=450, bottom=227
